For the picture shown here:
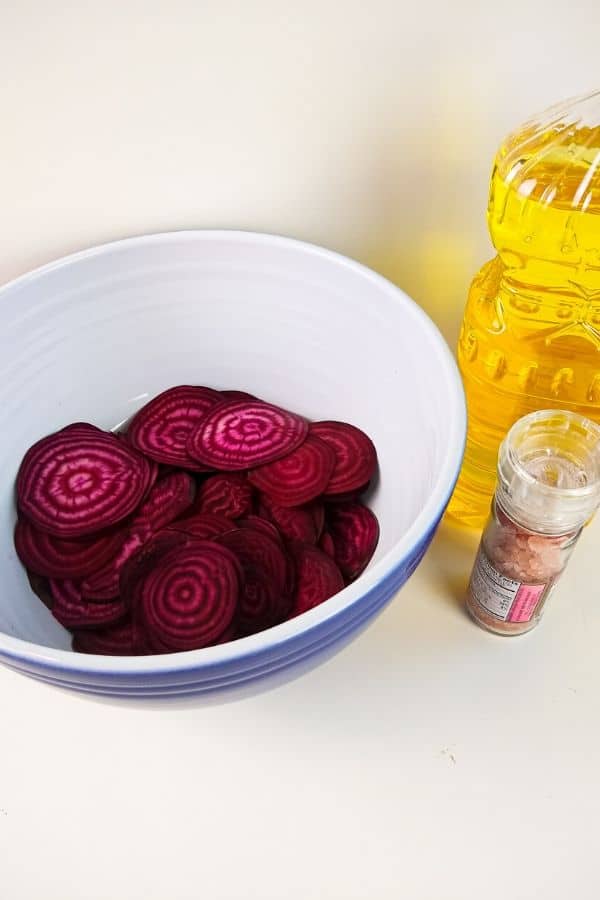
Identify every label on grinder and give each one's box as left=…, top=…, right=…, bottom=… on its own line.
left=468, top=548, right=547, bottom=623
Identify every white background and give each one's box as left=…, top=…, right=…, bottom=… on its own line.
left=1, top=2, right=600, bottom=898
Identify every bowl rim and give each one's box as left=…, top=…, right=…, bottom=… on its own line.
left=0, top=229, right=466, bottom=675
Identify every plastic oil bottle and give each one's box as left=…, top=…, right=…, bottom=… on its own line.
left=447, top=90, right=600, bottom=529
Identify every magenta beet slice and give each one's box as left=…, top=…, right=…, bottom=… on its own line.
left=26, top=570, right=54, bottom=609
left=287, top=541, right=344, bottom=617
left=14, top=517, right=122, bottom=579
left=115, top=431, right=161, bottom=491
left=237, top=515, right=282, bottom=544
left=221, top=390, right=260, bottom=402
left=16, top=427, right=153, bottom=538
left=132, top=472, right=196, bottom=533
left=319, top=531, right=335, bottom=558
left=120, top=530, right=189, bottom=608
left=187, top=399, right=308, bottom=470
left=218, top=528, right=291, bottom=634
left=214, top=623, right=239, bottom=644
left=49, top=579, right=126, bottom=629
left=196, top=473, right=254, bottom=519
left=310, top=421, right=377, bottom=496
left=258, top=495, right=318, bottom=544
left=167, top=512, right=236, bottom=540
left=72, top=619, right=150, bottom=655
left=248, top=435, right=335, bottom=507
left=327, top=501, right=380, bottom=580
left=81, top=529, right=150, bottom=600
left=126, top=385, right=223, bottom=468
left=141, top=458, right=160, bottom=495
left=137, top=541, right=241, bottom=651
left=324, top=481, right=371, bottom=503
left=60, top=422, right=104, bottom=436
left=310, top=501, right=325, bottom=540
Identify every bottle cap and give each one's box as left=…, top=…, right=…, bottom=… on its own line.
left=496, top=410, right=600, bottom=534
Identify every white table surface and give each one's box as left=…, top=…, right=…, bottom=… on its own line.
left=2, top=2, right=600, bottom=897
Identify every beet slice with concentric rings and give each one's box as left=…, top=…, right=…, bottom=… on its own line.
left=81, top=529, right=151, bottom=601
left=187, top=399, right=308, bottom=470
left=237, top=515, right=282, bottom=544
left=120, top=530, right=189, bottom=609
left=14, top=517, right=123, bottom=579
left=248, top=435, right=335, bottom=507
left=141, top=618, right=239, bottom=653
left=132, top=471, right=196, bottom=533
left=310, top=421, right=377, bottom=496
left=49, top=579, right=127, bottom=629
left=287, top=541, right=344, bottom=617
left=327, top=501, right=380, bottom=581
left=258, top=495, right=318, bottom=544
left=17, top=427, right=153, bottom=538
left=167, top=512, right=237, bottom=540
left=218, top=528, right=291, bottom=634
left=195, top=473, right=254, bottom=519
left=137, top=541, right=241, bottom=651
left=126, top=385, right=223, bottom=468
left=72, top=618, right=150, bottom=655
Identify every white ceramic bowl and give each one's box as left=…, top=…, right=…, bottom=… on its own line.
left=0, top=231, right=465, bottom=697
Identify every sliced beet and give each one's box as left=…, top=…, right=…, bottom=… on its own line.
left=132, top=471, right=196, bottom=533
left=49, top=579, right=126, bottom=629
left=60, top=422, right=104, bottom=436
left=248, top=435, right=335, bottom=507
left=319, top=531, right=335, bottom=558
left=187, top=399, right=308, bottom=470
left=120, top=530, right=189, bottom=608
left=327, top=501, right=380, bottom=581
left=258, top=495, right=318, bottom=544
left=16, top=427, right=153, bottom=538
left=214, top=623, right=240, bottom=644
left=126, top=385, right=222, bottom=468
left=81, top=529, right=150, bottom=601
left=237, top=515, right=282, bottom=544
left=137, top=541, right=241, bottom=651
left=26, top=570, right=54, bottom=610
left=218, top=528, right=291, bottom=634
left=14, top=517, right=122, bottom=579
left=310, top=421, right=377, bottom=496
left=141, top=458, right=160, bottom=496
left=324, top=481, right=371, bottom=504
left=72, top=619, right=150, bottom=655
left=167, top=512, right=237, bottom=540
left=310, top=501, right=325, bottom=540
left=221, top=390, right=260, bottom=402
left=15, top=386, right=381, bottom=654
left=195, top=473, right=254, bottom=519
left=287, top=541, right=344, bottom=617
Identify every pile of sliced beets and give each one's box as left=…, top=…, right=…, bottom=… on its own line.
left=14, top=386, right=379, bottom=656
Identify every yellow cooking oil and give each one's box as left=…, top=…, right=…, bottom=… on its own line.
left=448, top=90, right=600, bottom=528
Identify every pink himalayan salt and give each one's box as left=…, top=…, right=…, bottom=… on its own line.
left=485, top=526, right=565, bottom=582
left=467, top=507, right=575, bottom=636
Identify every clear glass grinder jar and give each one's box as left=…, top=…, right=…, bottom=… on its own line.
left=466, top=409, right=600, bottom=635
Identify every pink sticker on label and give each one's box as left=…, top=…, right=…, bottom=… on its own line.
left=507, top=584, right=546, bottom=623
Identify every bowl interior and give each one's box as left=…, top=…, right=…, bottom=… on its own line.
left=0, top=232, right=462, bottom=652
